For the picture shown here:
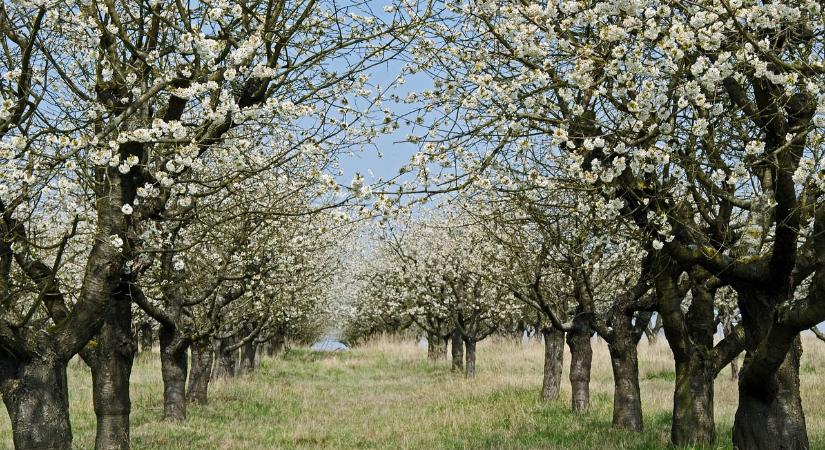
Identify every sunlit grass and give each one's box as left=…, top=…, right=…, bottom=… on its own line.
left=1, top=336, right=824, bottom=449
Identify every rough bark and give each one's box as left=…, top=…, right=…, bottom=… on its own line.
left=607, top=336, right=643, bottom=432
left=672, top=357, right=715, bottom=446
left=732, top=289, right=809, bottom=450
left=566, top=318, right=593, bottom=412
left=464, top=338, right=476, bottom=378
left=451, top=328, right=464, bottom=371
left=159, top=326, right=188, bottom=421
left=212, top=336, right=237, bottom=379
left=655, top=262, right=718, bottom=446
left=0, top=357, right=72, bottom=450
left=426, top=331, right=447, bottom=362
left=540, top=328, right=564, bottom=402
left=733, top=338, right=808, bottom=450
left=187, top=338, right=213, bottom=405
left=87, top=283, right=135, bottom=450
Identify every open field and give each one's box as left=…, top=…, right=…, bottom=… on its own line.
left=2, top=337, right=824, bottom=449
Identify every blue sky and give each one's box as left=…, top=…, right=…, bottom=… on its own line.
left=336, top=66, right=426, bottom=185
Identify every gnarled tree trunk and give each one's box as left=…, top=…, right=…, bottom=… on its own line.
left=733, top=289, right=808, bottom=450
left=159, top=326, right=188, bottom=421
left=654, top=262, right=719, bottom=447
left=187, top=338, right=213, bottom=405
left=607, top=335, right=643, bottom=431
left=540, top=328, right=564, bottom=401
left=87, top=284, right=135, bottom=450
left=733, top=338, right=808, bottom=450
left=0, top=357, right=72, bottom=450
left=566, top=317, right=593, bottom=412
left=451, top=328, right=463, bottom=371
left=672, top=357, right=715, bottom=446
left=212, top=336, right=237, bottom=379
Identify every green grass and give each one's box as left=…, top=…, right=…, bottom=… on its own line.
left=1, top=337, right=824, bottom=449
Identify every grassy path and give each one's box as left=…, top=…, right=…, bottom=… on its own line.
left=2, top=338, right=824, bottom=449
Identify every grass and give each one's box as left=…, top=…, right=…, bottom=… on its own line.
left=1, top=337, right=824, bottom=449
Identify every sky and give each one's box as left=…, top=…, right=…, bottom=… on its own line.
left=336, top=66, right=425, bottom=186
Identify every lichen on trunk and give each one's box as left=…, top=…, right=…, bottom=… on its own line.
left=540, top=328, right=564, bottom=402
left=187, top=338, right=213, bottom=405
left=86, top=282, right=135, bottom=450
left=607, top=337, right=643, bottom=432
left=566, top=319, right=593, bottom=413
left=0, top=357, right=73, bottom=450
left=159, top=326, right=189, bottom=421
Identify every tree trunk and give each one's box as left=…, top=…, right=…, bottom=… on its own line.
left=212, top=337, right=237, bottom=379
left=607, top=338, right=643, bottom=431
left=566, top=321, right=592, bottom=412
left=272, top=335, right=285, bottom=356
left=159, top=326, right=188, bottom=421
left=732, top=288, right=809, bottom=450
left=654, top=264, right=718, bottom=447
left=733, top=338, right=808, bottom=450
left=0, top=358, right=73, bottom=450
left=187, top=339, right=213, bottom=405
left=87, top=286, right=135, bottom=450
left=731, top=355, right=739, bottom=381
left=426, top=331, right=447, bottom=361
left=672, top=356, right=715, bottom=446
left=540, top=328, right=564, bottom=401
left=239, top=340, right=257, bottom=374
left=464, top=338, right=476, bottom=378
left=261, top=340, right=274, bottom=357
left=451, top=328, right=463, bottom=371
left=138, top=322, right=154, bottom=353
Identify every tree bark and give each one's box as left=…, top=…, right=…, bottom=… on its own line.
left=451, top=328, right=463, bottom=371
left=261, top=340, right=274, bottom=357
left=0, top=358, right=73, bottom=450
left=87, top=284, right=135, bottom=450
left=607, top=337, right=643, bottom=432
left=733, top=338, right=808, bottom=450
left=540, top=328, right=564, bottom=401
left=239, top=340, right=257, bottom=374
left=655, top=263, right=718, bottom=446
left=464, top=338, right=476, bottom=378
left=730, top=355, right=740, bottom=381
left=159, top=326, right=188, bottom=421
left=212, top=336, right=237, bottom=379
left=672, top=357, right=715, bottom=446
left=187, top=338, right=213, bottom=405
left=426, top=331, right=447, bottom=361
left=138, top=322, right=154, bottom=353
left=732, top=288, right=809, bottom=450
left=566, top=319, right=593, bottom=412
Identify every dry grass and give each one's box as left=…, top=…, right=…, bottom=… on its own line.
left=1, top=336, right=824, bottom=449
